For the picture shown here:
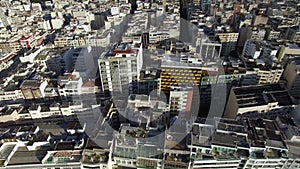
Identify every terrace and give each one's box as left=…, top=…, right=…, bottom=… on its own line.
left=43, top=150, right=82, bottom=164
left=81, top=149, right=108, bottom=165
left=211, top=146, right=236, bottom=159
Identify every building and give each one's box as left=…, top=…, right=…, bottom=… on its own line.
left=240, top=40, right=283, bottom=85
left=266, top=29, right=281, bottom=41
left=0, top=52, right=15, bottom=72
left=251, top=28, right=266, bottom=41
left=98, top=43, right=143, bottom=94
left=252, top=15, right=269, bottom=26
left=0, top=87, right=24, bottom=101
left=242, top=40, right=261, bottom=59
left=169, top=86, right=193, bottom=114
left=0, top=38, right=22, bottom=53
left=20, top=80, right=48, bottom=100
left=81, top=79, right=100, bottom=94
left=243, top=60, right=283, bottom=85
left=58, top=72, right=83, bottom=98
left=237, top=25, right=252, bottom=51
left=71, top=47, right=95, bottom=72
left=0, top=106, right=22, bottom=123
left=216, top=33, right=239, bottom=57
left=160, top=56, right=203, bottom=92
left=19, top=35, right=38, bottom=49
left=276, top=44, right=300, bottom=62
left=28, top=104, right=61, bottom=119
left=224, top=84, right=293, bottom=119
left=283, top=57, right=300, bottom=99
left=81, top=148, right=109, bottom=169
left=188, top=117, right=297, bottom=169
left=198, top=36, right=222, bottom=61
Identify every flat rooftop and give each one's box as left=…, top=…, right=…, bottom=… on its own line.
left=233, top=84, right=293, bottom=108
left=7, top=146, right=47, bottom=165
left=211, top=132, right=248, bottom=148
left=20, top=80, right=41, bottom=89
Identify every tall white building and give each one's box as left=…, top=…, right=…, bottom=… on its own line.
left=98, top=43, right=143, bottom=94
left=197, top=35, right=222, bottom=62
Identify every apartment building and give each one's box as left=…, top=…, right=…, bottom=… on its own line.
left=160, top=56, right=203, bottom=92
left=98, top=43, right=143, bottom=94
left=20, top=80, right=48, bottom=100
left=216, top=32, right=239, bottom=56
left=169, top=86, right=193, bottom=114
left=58, top=72, right=83, bottom=97
left=224, top=84, right=293, bottom=119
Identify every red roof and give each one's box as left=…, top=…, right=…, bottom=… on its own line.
left=20, top=35, right=32, bottom=40
left=68, top=74, right=76, bottom=80
left=82, top=80, right=95, bottom=87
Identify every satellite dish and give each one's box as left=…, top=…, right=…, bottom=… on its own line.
left=167, top=134, right=173, bottom=141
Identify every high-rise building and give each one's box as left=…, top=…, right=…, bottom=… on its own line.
left=242, top=39, right=258, bottom=58
left=283, top=57, right=300, bottom=99
left=216, top=33, right=239, bottom=57
left=98, top=43, right=143, bottom=95
left=179, top=0, right=191, bottom=43
left=197, top=37, right=222, bottom=61
left=160, top=56, right=202, bottom=92
left=91, top=12, right=106, bottom=30
left=237, top=25, right=252, bottom=52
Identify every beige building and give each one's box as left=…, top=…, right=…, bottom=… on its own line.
left=276, top=45, right=300, bottom=61
left=169, top=86, right=193, bottom=113
left=20, top=80, right=48, bottom=100
left=0, top=107, right=21, bottom=123
left=242, top=61, right=283, bottom=86
left=224, top=84, right=293, bottom=119
left=254, top=67, right=283, bottom=84
left=252, top=15, right=268, bottom=26
left=0, top=38, right=22, bottom=53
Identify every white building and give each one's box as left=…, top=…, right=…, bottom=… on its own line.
left=197, top=36, right=222, bottom=62
left=98, top=43, right=143, bottom=94
left=169, top=86, right=193, bottom=113
left=0, top=89, right=24, bottom=101
left=58, top=72, right=83, bottom=97
left=28, top=105, right=61, bottom=119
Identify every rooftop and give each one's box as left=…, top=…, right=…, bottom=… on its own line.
left=43, top=150, right=82, bottom=164
left=233, top=84, right=293, bottom=108
left=20, top=80, right=41, bottom=89
left=7, top=146, right=47, bottom=165
left=211, top=132, right=249, bottom=148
